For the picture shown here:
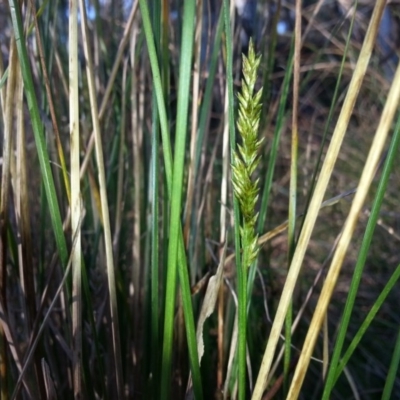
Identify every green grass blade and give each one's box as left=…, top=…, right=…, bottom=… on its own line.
left=334, top=262, right=400, bottom=385
left=8, top=0, right=68, bottom=269
left=382, top=328, right=400, bottom=400
left=160, top=0, right=203, bottom=397
left=139, top=1, right=203, bottom=398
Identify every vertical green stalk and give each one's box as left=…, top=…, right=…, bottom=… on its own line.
left=231, top=40, right=263, bottom=400
left=156, top=0, right=203, bottom=398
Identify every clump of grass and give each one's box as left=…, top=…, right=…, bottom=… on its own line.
left=1, top=0, right=400, bottom=399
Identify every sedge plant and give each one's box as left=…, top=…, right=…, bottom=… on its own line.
left=231, top=39, right=263, bottom=400
left=2, top=0, right=400, bottom=398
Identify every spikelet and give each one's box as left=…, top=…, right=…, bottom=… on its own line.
left=231, top=39, right=263, bottom=270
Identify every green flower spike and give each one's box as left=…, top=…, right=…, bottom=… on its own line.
left=232, top=39, right=263, bottom=270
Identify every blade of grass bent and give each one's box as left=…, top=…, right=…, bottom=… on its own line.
left=287, top=4, right=395, bottom=397
left=78, top=0, right=123, bottom=396
left=322, top=102, right=400, bottom=398
left=251, top=1, right=387, bottom=398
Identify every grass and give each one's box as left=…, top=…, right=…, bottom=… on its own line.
left=1, top=0, right=400, bottom=398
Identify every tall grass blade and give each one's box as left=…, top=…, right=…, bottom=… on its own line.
left=139, top=1, right=203, bottom=398
left=160, top=0, right=203, bottom=396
